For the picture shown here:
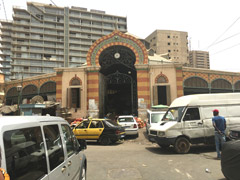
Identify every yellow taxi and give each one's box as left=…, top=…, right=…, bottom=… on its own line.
left=72, top=118, right=125, bottom=145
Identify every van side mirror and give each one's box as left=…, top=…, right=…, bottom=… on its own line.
left=78, top=139, right=87, bottom=151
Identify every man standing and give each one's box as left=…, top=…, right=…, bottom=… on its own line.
left=212, top=109, right=226, bottom=159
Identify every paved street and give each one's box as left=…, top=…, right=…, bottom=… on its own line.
left=84, top=128, right=226, bottom=180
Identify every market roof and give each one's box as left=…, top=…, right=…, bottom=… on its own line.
left=148, top=53, right=172, bottom=64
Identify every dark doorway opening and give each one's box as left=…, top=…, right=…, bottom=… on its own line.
left=99, top=45, right=138, bottom=118
left=157, top=86, right=167, bottom=105
left=106, top=83, right=132, bottom=115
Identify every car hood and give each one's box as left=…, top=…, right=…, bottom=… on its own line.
left=150, top=123, right=162, bottom=129
left=149, top=121, right=177, bottom=131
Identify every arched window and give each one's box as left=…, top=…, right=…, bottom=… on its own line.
left=157, top=76, right=167, bottom=83
left=234, top=81, right=240, bottom=90
left=68, top=76, right=82, bottom=109
left=155, top=74, right=168, bottom=83
left=40, top=81, right=56, bottom=93
left=184, top=77, right=208, bottom=88
left=69, top=76, right=82, bottom=86
left=211, top=79, right=232, bottom=89
left=22, top=84, right=38, bottom=96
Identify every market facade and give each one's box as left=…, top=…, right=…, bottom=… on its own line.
left=3, top=31, right=240, bottom=119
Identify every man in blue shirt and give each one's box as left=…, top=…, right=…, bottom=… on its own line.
left=212, top=109, right=226, bottom=159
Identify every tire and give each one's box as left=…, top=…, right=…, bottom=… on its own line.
left=99, top=135, right=111, bottom=145
left=174, top=137, right=190, bottom=154
left=80, top=163, right=86, bottom=180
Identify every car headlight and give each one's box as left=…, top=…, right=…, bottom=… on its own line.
left=158, top=131, right=165, bottom=137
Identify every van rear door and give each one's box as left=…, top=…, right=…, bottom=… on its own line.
left=61, top=124, right=82, bottom=180
left=182, top=107, right=205, bottom=144
left=43, top=124, right=68, bottom=180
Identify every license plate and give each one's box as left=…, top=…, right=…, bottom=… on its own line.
left=121, top=135, right=125, bottom=138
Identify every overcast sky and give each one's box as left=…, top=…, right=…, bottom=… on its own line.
left=1, top=0, right=240, bottom=72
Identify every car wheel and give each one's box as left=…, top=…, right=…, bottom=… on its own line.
left=99, top=135, right=111, bottom=145
left=80, top=163, right=86, bottom=180
left=174, top=137, right=190, bottom=154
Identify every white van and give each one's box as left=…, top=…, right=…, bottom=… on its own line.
left=152, top=93, right=240, bottom=153
left=0, top=116, right=87, bottom=180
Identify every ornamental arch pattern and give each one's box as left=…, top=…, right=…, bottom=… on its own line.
left=155, top=73, right=169, bottom=83
left=87, top=30, right=148, bottom=66
left=69, top=75, right=82, bottom=86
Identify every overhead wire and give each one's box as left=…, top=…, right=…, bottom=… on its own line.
left=204, top=17, right=240, bottom=50
left=212, top=32, right=240, bottom=46
left=211, top=43, right=240, bottom=55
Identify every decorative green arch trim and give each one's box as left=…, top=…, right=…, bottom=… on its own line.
left=87, top=30, right=148, bottom=66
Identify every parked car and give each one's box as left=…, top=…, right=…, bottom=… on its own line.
left=228, top=127, right=240, bottom=140
left=0, top=116, right=87, bottom=180
left=221, top=140, right=240, bottom=180
left=72, top=118, right=125, bottom=145
left=117, top=115, right=139, bottom=137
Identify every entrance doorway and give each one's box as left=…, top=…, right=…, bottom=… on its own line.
left=99, top=45, right=138, bottom=118
left=153, top=85, right=170, bottom=106
left=157, top=86, right=167, bottom=105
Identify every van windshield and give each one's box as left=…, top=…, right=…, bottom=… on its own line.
left=162, top=107, right=185, bottom=122
left=151, top=113, right=165, bottom=123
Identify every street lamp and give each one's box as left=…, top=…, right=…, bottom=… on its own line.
left=17, top=85, right=22, bottom=115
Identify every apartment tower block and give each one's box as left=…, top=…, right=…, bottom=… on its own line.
left=0, top=2, right=127, bottom=81
left=145, top=30, right=189, bottom=64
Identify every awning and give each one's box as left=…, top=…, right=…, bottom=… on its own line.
left=151, top=104, right=169, bottom=109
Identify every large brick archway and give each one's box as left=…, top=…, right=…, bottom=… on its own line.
left=86, top=30, right=150, bottom=117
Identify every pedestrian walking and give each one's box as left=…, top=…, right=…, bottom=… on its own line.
left=212, top=109, right=226, bottom=159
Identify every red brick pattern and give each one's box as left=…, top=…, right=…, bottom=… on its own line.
left=155, top=73, right=169, bottom=83
left=176, top=68, right=184, bottom=97
left=56, top=72, right=62, bottom=102
left=87, top=30, right=148, bottom=66
left=87, top=72, right=99, bottom=110
left=137, top=70, right=150, bottom=108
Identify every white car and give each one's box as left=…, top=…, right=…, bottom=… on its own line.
left=0, top=116, right=87, bottom=180
left=117, top=115, right=139, bottom=137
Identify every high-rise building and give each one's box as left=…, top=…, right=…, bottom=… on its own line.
left=0, top=20, right=12, bottom=81
left=145, top=30, right=189, bottom=64
left=189, top=50, right=210, bottom=69
left=0, top=2, right=127, bottom=81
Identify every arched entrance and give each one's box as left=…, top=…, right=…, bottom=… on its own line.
left=99, top=45, right=138, bottom=117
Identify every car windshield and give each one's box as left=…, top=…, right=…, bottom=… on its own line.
left=118, top=117, right=134, bottom=123
left=151, top=113, right=165, bottom=123
left=162, top=107, right=185, bottom=122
